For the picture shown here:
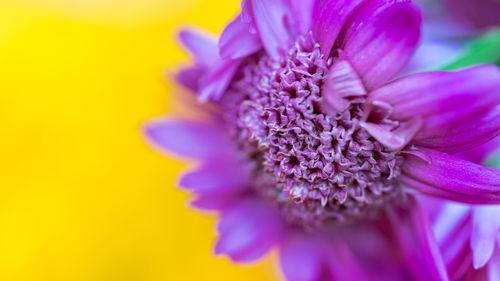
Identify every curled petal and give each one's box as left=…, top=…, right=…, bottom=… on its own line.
left=339, top=0, right=421, bottom=89
left=402, top=148, right=500, bottom=204
left=219, top=15, right=261, bottom=60
left=361, top=116, right=422, bottom=151
left=400, top=149, right=432, bottom=164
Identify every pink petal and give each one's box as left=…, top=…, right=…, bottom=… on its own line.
left=215, top=197, right=283, bottom=263
left=463, top=265, right=488, bottom=281
left=189, top=195, right=232, bottom=211
left=432, top=203, right=472, bottom=280
left=433, top=203, right=471, bottom=252
left=402, top=176, right=500, bottom=205
left=488, top=250, right=500, bottom=281
left=325, top=238, right=372, bottom=281
left=387, top=197, right=449, bottom=281
left=415, top=106, right=500, bottom=154
left=179, top=161, right=249, bottom=195
left=143, top=119, right=232, bottom=160
left=241, top=0, right=257, bottom=34
left=312, top=0, right=367, bottom=56
left=455, top=136, right=500, bottom=165
left=175, top=66, right=204, bottom=92
left=219, top=15, right=261, bottom=60
left=471, top=206, right=500, bottom=269
left=178, top=28, right=218, bottom=68
left=289, top=0, right=315, bottom=34
left=279, top=233, right=322, bottom=281
left=339, top=0, right=421, bottom=89
left=369, top=65, right=500, bottom=126
left=198, top=58, right=241, bottom=102
left=247, top=0, right=293, bottom=57
left=402, top=148, right=500, bottom=204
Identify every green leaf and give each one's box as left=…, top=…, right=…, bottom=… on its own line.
left=439, top=28, right=500, bottom=71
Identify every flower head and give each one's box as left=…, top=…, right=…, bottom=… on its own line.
left=145, top=0, right=500, bottom=280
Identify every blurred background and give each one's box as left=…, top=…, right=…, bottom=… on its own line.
left=0, top=0, right=278, bottom=280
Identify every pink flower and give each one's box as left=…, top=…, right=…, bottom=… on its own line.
left=144, top=1, right=500, bottom=280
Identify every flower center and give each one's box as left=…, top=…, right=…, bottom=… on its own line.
left=221, top=35, right=404, bottom=229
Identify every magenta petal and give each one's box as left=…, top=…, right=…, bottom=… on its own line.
left=387, top=197, right=449, bottom=281
left=289, top=0, right=315, bottom=34
left=455, top=136, right=500, bottom=165
left=179, top=162, right=249, bottom=196
left=214, top=197, right=283, bottom=263
left=402, top=148, right=500, bottom=204
left=471, top=206, right=500, bottom=269
left=444, top=227, right=472, bottom=281
left=198, top=58, right=241, bottom=102
left=464, top=266, right=488, bottom=281
left=433, top=203, right=472, bottom=280
left=489, top=250, right=500, bottom=281
left=189, top=195, right=231, bottom=211
left=312, top=0, right=366, bottom=56
left=143, top=119, right=232, bottom=160
left=415, top=106, right=500, bottom=154
left=321, top=56, right=367, bottom=114
left=248, top=0, right=292, bottom=57
left=401, top=176, right=500, bottom=204
left=339, top=0, right=421, bottom=90
left=325, top=238, right=372, bottom=281
left=369, top=65, right=500, bottom=127
left=219, top=15, right=261, bottom=60
left=280, top=234, right=322, bottom=281
left=175, top=66, right=204, bottom=92
left=241, top=0, right=257, bottom=34
left=178, top=28, right=218, bottom=68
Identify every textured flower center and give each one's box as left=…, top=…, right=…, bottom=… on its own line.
left=221, top=35, right=404, bottom=229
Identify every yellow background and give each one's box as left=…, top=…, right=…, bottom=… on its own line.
left=0, top=0, right=279, bottom=280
